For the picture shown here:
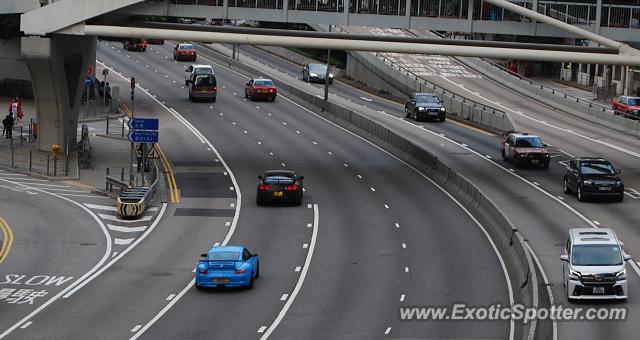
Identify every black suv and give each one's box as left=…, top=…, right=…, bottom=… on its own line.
left=563, top=158, right=624, bottom=202
left=405, top=93, right=446, bottom=122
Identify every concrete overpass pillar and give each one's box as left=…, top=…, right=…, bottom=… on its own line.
left=21, top=34, right=96, bottom=152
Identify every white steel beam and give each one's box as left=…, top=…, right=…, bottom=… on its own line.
left=84, top=25, right=640, bottom=66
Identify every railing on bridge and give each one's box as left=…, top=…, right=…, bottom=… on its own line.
left=168, top=0, right=640, bottom=28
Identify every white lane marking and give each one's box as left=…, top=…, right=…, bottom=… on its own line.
left=307, top=204, right=312, bottom=209
left=307, top=223, right=312, bottom=228
left=98, top=213, right=152, bottom=223
left=166, top=294, right=175, bottom=301
left=526, top=243, right=558, bottom=340
left=83, top=203, right=117, bottom=211
left=370, top=187, right=376, bottom=192
left=533, top=182, right=539, bottom=186
left=402, top=243, right=406, bottom=248
left=557, top=196, right=565, bottom=200
left=232, top=121, right=237, bottom=125
left=439, top=75, right=640, bottom=160
left=312, top=141, right=318, bottom=145
left=462, top=143, right=468, bottom=147
left=296, top=130, right=301, bottom=134
left=0, top=176, right=45, bottom=181
left=282, top=122, right=287, bottom=126
left=303, top=243, right=309, bottom=249
left=384, top=204, right=389, bottom=209
left=257, top=326, right=267, bottom=334
left=384, top=327, right=391, bottom=335
left=107, top=75, right=242, bottom=340
left=0, top=176, right=113, bottom=338
left=108, top=224, right=147, bottom=233
left=485, top=155, right=492, bottom=159
left=593, top=220, right=600, bottom=226
left=39, top=188, right=90, bottom=193
left=281, top=163, right=286, bottom=167
left=400, top=294, right=405, bottom=302
left=280, top=294, right=289, bottom=301
left=131, top=325, right=142, bottom=332
left=112, top=252, right=119, bottom=258
left=557, top=149, right=575, bottom=158
left=395, top=223, right=400, bottom=228
left=327, top=151, right=333, bottom=155
left=269, top=152, right=274, bottom=156
left=360, top=96, right=373, bottom=102
left=404, top=267, right=409, bottom=272
left=230, top=186, right=235, bottom=191
left=61, top=194, right=110, bottom=199
left=269, top=89, right=519, bottom=339
left=295, top=266, right=301, bottom=272
left=260, top=204, right=319, bottom=339
left=357, top=175, right=362, bottom=179
left=114, top=238, right=134, bottom=245
left=230, top=203, right=235, bottom=208
left=19, top=322, right=32, bottom=329
left=343, top=163, right=349, bottom=167
left=257, top=141, right=262, bottom=145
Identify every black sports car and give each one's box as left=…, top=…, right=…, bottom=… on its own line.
left=256, top=170, right=304, bottom=206
left=563, top=158, right=624, bottom=202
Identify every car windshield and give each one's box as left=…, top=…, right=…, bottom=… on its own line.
left=415, top=95, right=439, bottom=103
left=309, top=64, right=327, bottom=73
left=208, top=251, right=241, bottom=261
left=572, top=244, right=622, bottom=266
left=628, top=98, right=639, bottom=106
left=194, top=67, right=212, bottom=74
left=264, top=175, right=294, bottom=184
left=515, top=137, right=544, bottom=148
left=580, top=162, right=615, bottom=175
left=193, top=74, right=215, bottom=87
left=180, top=45, right=194, bottom=50
left=254, top=80, right=274, bottom=86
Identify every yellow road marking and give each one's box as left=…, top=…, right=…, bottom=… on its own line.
left=447, top=119, right=496, bottom=137
left=0, top=217, right=14, bottom=264
left=157, top=145, right=180, bottom=203
left=120, top=102, right=180, bottom=203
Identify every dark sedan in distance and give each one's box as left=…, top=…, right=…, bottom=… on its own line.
left=563, top=157, right=624, bottom=202
left=302, top=63, right=333, bottom=84
left=404, top=93, right=446, bottom=122
left=256, top=170, right=304, bottom=206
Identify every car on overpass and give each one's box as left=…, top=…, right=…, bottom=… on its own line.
left=256, top=170, right=304, bottom=206
left=195, top=245, right=260, bottom=289
left=245, top=78, right=277, bottom=101
left=561, top=228, right=630, bottom=300
left=174, top=43, right=197, bottom=62
left=146, top=39, right=164, bottom=45
left=302, top=63, right=333, bottom=84
left=404, top=93, right=446, bottom=122
left=188, top=73, right=217, bottom=102
left=123, top=38, right=147, bottom=52
left=612, top=96, right=640, bottom=119
left=500, top=133, right=550, bottom=168
left=562, top=157, right=624, bottom=202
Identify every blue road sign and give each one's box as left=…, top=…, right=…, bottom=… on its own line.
left=128, top=130, right=159, bottom=143
left=128, top=117, right=159, bottom=131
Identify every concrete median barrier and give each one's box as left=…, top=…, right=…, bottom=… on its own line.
left=201, top=45, right=540, bottom=338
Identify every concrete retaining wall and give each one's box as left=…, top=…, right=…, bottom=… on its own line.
left=200, top=43, right=539, bottom=340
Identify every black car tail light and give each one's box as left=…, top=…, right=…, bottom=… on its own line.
left=259, top=183, right=270, bottom=190
left=286, top=184, right=298, bottom=191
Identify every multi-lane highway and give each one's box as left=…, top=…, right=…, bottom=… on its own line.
left=2, top=35, right=639, bottom=340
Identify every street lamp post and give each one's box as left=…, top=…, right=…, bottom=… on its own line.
left=324, top=24, right=332, bottom=102
left=130, top=77, right=135, bottom=186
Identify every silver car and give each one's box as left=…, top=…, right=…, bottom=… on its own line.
left=561, top=228, right=630, bottom=300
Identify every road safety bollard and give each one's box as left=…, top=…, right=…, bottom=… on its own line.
left=29, top=150, right=32, bottom=171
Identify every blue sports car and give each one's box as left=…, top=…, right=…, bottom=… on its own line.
left=195, top=245, right=260, bottom=289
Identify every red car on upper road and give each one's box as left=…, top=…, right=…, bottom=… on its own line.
left=500, top=132, right=550, bottom=168
left=612, top=96, right=640, bottom=119
left=123, top=39, right=147, bottom=52
left=173, top=43, right=197, bottom=62
left=245, top=78, right=277, bottom=101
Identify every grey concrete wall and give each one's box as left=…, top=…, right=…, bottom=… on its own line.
left=345, top=53, right=406, bottom=98
left=22, top=34, right=97, bottom=152
left=201, top=45, right=539, bottom=339
left=0, top=37, right=33, bottom=97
